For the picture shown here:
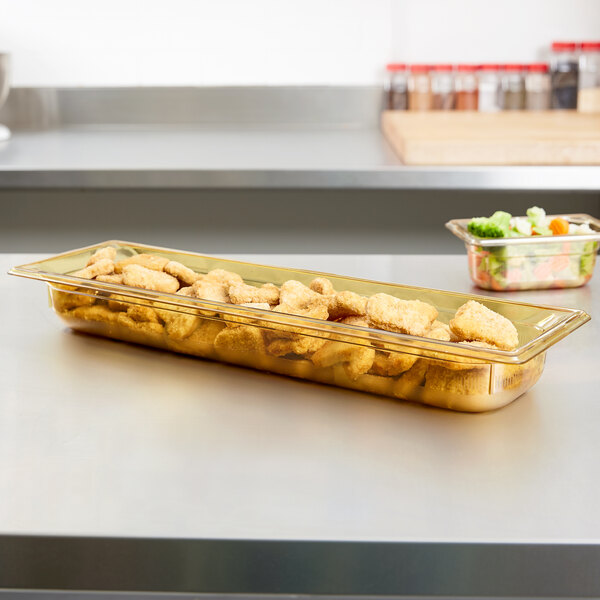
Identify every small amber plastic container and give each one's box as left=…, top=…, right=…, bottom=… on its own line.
left=10, top=241, right=590, bottom=412
left=446, top=214, right=600, bottom=291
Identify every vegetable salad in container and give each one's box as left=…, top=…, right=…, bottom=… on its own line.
left=446, top=208, right=600, bottom=291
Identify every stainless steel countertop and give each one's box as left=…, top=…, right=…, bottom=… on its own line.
left=2, top=252, right=599, bottom=545
left=1, top=127, right=599, bottom=190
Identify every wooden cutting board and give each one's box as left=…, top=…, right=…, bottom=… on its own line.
left=381, top=110, right=600, bottom=165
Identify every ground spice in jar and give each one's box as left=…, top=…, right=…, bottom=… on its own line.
left=455, top=64, right=478, bottom=110
left=551, top=41, right=579, bottom=109
left=501, top=64, right=525, bottom=110
left=385, top=63, right=409, bottom=110
left=408, top=64, right=432, bottom=111
left=430, top=64, right=455, bottom=110
left=525, top=63, right=551, bottom=110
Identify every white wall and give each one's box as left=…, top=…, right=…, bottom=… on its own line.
left=0, top=0, right=598, bottom=87
left=392, top=0, right=600, bottom=64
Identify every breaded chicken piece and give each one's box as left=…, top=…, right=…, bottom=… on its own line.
left=339, top=315, right=369, bottom=327
left=96, top=274, right=124, bottom=284
left=167, top=319, right=225, bottom=357
left=66, top=304, right=120, bottom=323
left=122, top=264, right=180, bottom=294
left=449, top=300, right=518, bottom=351
left=240, top=302, right=271, bottom=310
left=164, top=260, right=202, bottom=286
left=126, top=304, right=160, bottom=323
left=86, top=246, right=116, bottom=266
left=392, top=359, right=429, bottom=400
left=176, top=286, right=194, bottom=297
left=116, top=312, right=164, bottom=341
left=266, top=335, right=327, bottom=357
left=369, top=350, right=418, bottom=376
left=270, top=301, right=329, bottom=336
left=204, top=269, right=244, bottom=287
left=229, top=282, right=280, bottom=306
left=425, top=365, right=489, bottom=396
left=309, top=277, right=335, bottom=296
left=279, top=280, right=329, bottom=311
left=311, top=341, right=375, bottom=380
left=52, top=288, right=96, bottom=312
left=338, top=370, right=394, bottom=396
left=192, top=279, right=230, bottom=304
left=106, top=294, right=129, bottom=312
left=161, top=310, right=201, bottom=340
left=425, top=320, right=451, bottom=341
left=214, top=325, right=266, bottom=356
left=327, top=291, right=368, bottom=321
left=114, top=254, right=169, bottom=274
left=366, top=293, right=437, bottom=337
left=73, top=258, right=114, bottom=280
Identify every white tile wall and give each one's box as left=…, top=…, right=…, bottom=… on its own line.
left=0, top=0, right=598, bottom=87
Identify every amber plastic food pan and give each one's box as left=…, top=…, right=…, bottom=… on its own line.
left=9, top=241, right=590, bottom=412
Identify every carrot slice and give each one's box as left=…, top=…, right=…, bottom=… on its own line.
left=550, top=218, right=569, bottom=235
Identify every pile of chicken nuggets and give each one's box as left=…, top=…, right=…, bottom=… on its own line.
left=52, top=246, right=544, bottom=409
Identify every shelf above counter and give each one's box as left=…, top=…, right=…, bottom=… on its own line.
left=1, top=126, right=599, bottom=190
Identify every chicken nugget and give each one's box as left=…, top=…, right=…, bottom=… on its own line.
left=122, top=264, right=180, bottom=294
left=328, top=291, right=368, bottom=321
left=176, top=286, right=194, bottom=297
left=366, top=293, right=437, bottom=337
left=167, top=319, right=224, bottom=358
left=114, top=254, right=169, bottom=274
left=370, top=350, right=418, bottom=376
left=339, top=315, right=369, bottom=327
left=449, top=300, right=518, bottom=351
left=280, top=280, right=329, bottom=311
left=116, top=312, right=164, bottom=344
left=66, top=304, right=120, bottom=324
left=392, top=359, right=429, bottom=398
left=311, top=341, right=375, bottom=380
left=269, top=302, right=329, bottom=337
left=425, top=341, right=495, bottom=371
left=425, top=364, right=490, bottom=396
left=229, top=282, right=280, bottom=306
left=309, top=277, right=335, bottom=296
left=204, top=268, right=244, bottom=287
left=425, top=320, right=451, bottom=341
left=52, top=288, right=96, bottom=312
left=267, top=335, right=326, bottom=357
left=86, top=246, right=116, bottom=266
left=96, top=274, right=124, bottom=284
left=73, top=258, right=114, bottom=280
left=106, top=294, right=129, bottom=312
left=192, top=279, right=230, bottom=304
left=126, top=304, right=160, bottom=323
left=240, top=302, right=271, bottom=310
left=158, top=309, right=201, bottom=340
left=335, top=369, right=394, bottom=396
left=214, top=326, right=268, bottom=369
left=164, top=260, right=202, bottom=286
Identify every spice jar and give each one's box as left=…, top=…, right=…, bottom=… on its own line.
left=500, top=64, right=526, bottom=110
left=385, top=63, right=409, bottom=110
left=478, top=64, right=501, bottom=112
left=430, top=64, right=455, bottom=110
left=550, top=41, right=579, bottom=109
left=455, top=64, right=478, bottom=110
left=525, top=63, right=551, bottom=110
left=408, top=65, right=432, bottom=111
left=578, top=41, right=600, bottom=113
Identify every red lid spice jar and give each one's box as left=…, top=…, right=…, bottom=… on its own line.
left=550, top=41, right=579, bottom=109
left=408, top=64, right=432, bottom=111
left=430, top=64, right=455, bottom=110
left=501, top=64, right=526, bottom=110
left=385, top=63, right=409, bottom=110
left=455, top=64, right=478, bottom=110
left=478, top=64, right=501, bottom=112
left=525, top=63, right=551, bottom=110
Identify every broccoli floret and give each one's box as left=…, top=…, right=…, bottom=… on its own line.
left=467, top=211, right=512, bottom=238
